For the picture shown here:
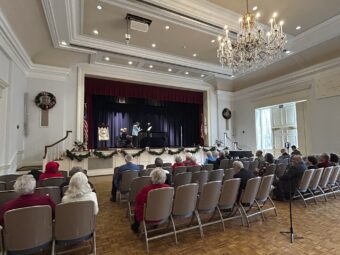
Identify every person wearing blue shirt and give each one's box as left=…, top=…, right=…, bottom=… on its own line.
left=132, top=122, right=141, bottom=148
left=204, top=151, right=217, bottom=165
left=111, top=154, right=140, bottom=202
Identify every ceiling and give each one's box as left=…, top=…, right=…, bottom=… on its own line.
left=1, top=0, right=340, bottom=91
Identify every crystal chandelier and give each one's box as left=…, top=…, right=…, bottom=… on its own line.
left=217, top=0, right=287, bottom=74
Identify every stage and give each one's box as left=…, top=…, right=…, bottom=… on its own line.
left=58, top=147, right=207, bottom=176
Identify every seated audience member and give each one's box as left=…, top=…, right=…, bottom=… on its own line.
left=278, top=149, right=290, bottom=160
left=257, top=153, right=274, bottom=176
left=264, top=153, right=275, bottom=164
left=111, top=154, right=140, bottom=202
left=151, top=158, right=170, bottom=184
left=27, top=169, right=42, bottom=181
left=225, top=150, right=231, bottom=159
left=290, top=145, right=301, bottom=156
left=131, top=168, right=170, bottom=233
left=204, top=151, right=216, bottom=165
left=39, top=161, right=64, bottom=181
left=215, top=151, right=226, bottom=169
left=183, top=153, right=193, bottom=166
left=233, top=161, right=255, bottom=191
left=255, top=150, right=264, bottom=161
left=306, top=156, right=318, bottom=169
left=273, top=155, right=307, bottom=201
left=60, top=166, right=95, bottom=195
left=317, top=153, right=335, bottom=168
left=330, top=153, right=339, bottom=165
left=0, top=175, right=55, bottom=225
left=62, top=172, right=98, bottom=215
left=187, top=156, right=200, bottom=166
left=172, top=156, right=184, bottom=171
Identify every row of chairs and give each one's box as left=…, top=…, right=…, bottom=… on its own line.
left=138, top=175, right=277, bottom=253
left=295, top=166, right=340, bottom=206
left=0, top=201, right=96, bottom=255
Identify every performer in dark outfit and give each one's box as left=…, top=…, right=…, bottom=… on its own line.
left=132, top=122, right=141, bottom=148
left=146, top=122, right=152, bottom=147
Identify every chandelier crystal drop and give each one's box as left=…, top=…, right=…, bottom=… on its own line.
left=217, top=0, right=287, bottom=74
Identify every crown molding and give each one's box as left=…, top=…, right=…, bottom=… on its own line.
left=28, top=64, right=70, bottom=81
left=234, top=56, right=340, bottom=101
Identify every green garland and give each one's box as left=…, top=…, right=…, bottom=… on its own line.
left=121, top=148, right=146, bottom=157
left=168, top=147, right=185, bottom=155
left=185, top=146, right=200, bottom=154
left=203, top=146, right=217, bottom=152
left=66, top=150, right=91, bottom=162
left=148, top=148, right=166, bottom=155
left=93, top=150, right=118, bottom=159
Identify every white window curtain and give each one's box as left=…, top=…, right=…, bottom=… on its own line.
left=256, top=108, right=273, bottom=150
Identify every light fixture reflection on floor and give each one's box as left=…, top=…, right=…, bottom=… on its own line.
left=217, top=0, right=287, bottom=74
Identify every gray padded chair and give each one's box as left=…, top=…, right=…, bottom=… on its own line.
left=209, top=169, right=224, bottom=182
left=59, top=170, right=68, bottom=178
left=117, top=170, right=139, bottom=202
left=142, top=187, right=175, bottom=253
left=174, top=166, right=187, bottom=175
left=54, top=201, right=96, bottom=254
left=0, top=190, right=20, bottom=206
left=223, top=168, right=235, bottom=183
left=326, top=166, right=340, bottom=198
left=219, top=159, right=229, bottom=170
left=39, top=177, right=65, bottom=187
left=191, top=171, right=208, bottom=194
left=0, top=181, right=6, bottom=191
left=187, top=165, right=201, bottom=174
left=255, top=175, right=277, bottom=220
left=264, top=164, right=276, bottom=176
left=248, top=160, right=259, bottom=172
left=174, top=172, right=192, bottom=190
left=243, top=161, right=250, bottom=171
left=146, top=164, right=156, bottom=169
left=306, top=168, right=323, bottom=204
left=6, top=180, right=16, bottom=191
left=275, top=163, right=287, bottom=178
left=316, top=167, right=333, bottom=201
left=35, top=186, right=62, bottom=204
left=0, top=175, right=21, bottom=190
left=3, top=205, right=53, bottom=254
left=202, top=164, right=214, bottom=171
left=294, top=169, right=315, bottom=207
left=139, top=169, right=148, bottom=177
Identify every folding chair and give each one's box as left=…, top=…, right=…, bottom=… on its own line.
left=255, top=175, right=277, bottom=220
left=293, top=169, right=315, bottom=207
left=238, top=177, right=262, bottom=227
left=264, top=164, right=276, bottom=176
left=209, top=169, right=224, bottom=182
left=141, top=187, right=175, bottom=253
left=191, top=171, right=208, bottom=194
left=6, top=180, right=16, bottom=191
left=127, top=177, right=152, bottom=222
left=39, top=177, right=65, bottom=187
left=202, top=164, right=214, bottom=171
left=117, top=171, right=139, bottom=203
left=0, top=182, right=6, bottom=191
left=222, top=168, right=235, bottom=182
left=35, top=186, right=62, bottom=204
left=325, top=166, right=340, bottom=198
left=249, top=160, right=259, bottom=172
left=59, top=170, right=68, bottom=179
left=139, top=169, right=148, bottom=177
left=243, top=161, right=250, bottom=171
left=219, top=159, right=229, bottom=170
left=0, top=175, right=21, bottom=190
left=54, top=201, right=96, bottom=254
left=174, top=172, right=192, bottom=190
left=0, top=190, right=20, bottom=206
left=275, top=163, right=287, bottom=179
left=146, top=164, right=156, bottom=169
left=187, top=165, right=201, bottom=174
left=307, top=168, right=323, bottom=204
left=315, top=167, right=333, bottom=202
left=174, top=166, right=187, bottom=175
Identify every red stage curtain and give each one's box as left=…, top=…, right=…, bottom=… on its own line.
left=85, top=77, right=204, bottom=148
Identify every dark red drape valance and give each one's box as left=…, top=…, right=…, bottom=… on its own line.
left=85, top=77, right=203, bottom=105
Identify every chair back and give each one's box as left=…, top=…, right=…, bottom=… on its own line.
left=0, top=174, right=21, bottom=184
left=264, top=164, right=276, bottom=176
left=139, top=169, right=148, bottom=177
left=219, top=178, right=241, bottom=210
left=328, top=166, right=340, bottom=185
left=209, top=169, right=224, bottom=182
left=298, top=169, right=314, bottom=192
left=223, top=168, right=235, bottom=182
left=308, top=168, right=323, bottom=190
left=163, top=167, right=173, bottom=175
left=0, top=181, right=6, bottom=191
left=197, top=181, right=222, bottom=212
left=175, top=166, right=187, bottom=174
left=248, top=160, right=259, bottom=172
left=240, top=177, right=261, bottom=206
left=138, top=164, right=144, bottom=171
left=59, top=170, right=68, bottom=178
left=318, top=167, right=333, bottom=188
left=256, top=175, right=274, bottom=203
left=227, top=159, right=234, bottom=169
left=275, top=163, right=287, bottom=178
left=163, top=163, right=172, bottom=167
left=146, top=168, right=154, bottom=176
left=202, top=164, right=214, bottom=171
left=6, top=180, right=16, bottom=190
left=35, top=186, right=62, bottom=204
left=120, top=171, right=139, bottom=194
left=172, top=184, right=199, bottom=217
left=146, top=164, right=156, bottom=169
left=219, top=159, right=229, bottom=170
left=187, top=165, right=201, bottom=174
left=39, top=177, right=65, bottom=187
left=4, top=205, right=52, bottom=252
left=129, top=177, right=152, bottom=203
left=191, top=171, right=208, bottom=193
left=0, top=190, right=20, bottom=206
left=62, top=185, right=69, bottom=196
left=55, top=201, right=95, bottom=242
left=174, top=172, right=192, bottom=189
left=243, top=161, right=250, bottom=170
left=144, top=187, right=174, bottom=221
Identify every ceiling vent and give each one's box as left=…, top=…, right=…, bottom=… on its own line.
left=126, top=14, right=152, bottom=33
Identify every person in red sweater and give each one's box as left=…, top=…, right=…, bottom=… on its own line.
left=172, top=156, right=184, bottom=171
left=0, top=174, right=55, bottom=225
left=39, top=161, right=64, bottom=181
left=187, top=156, right=200, bottom=166
left=131, top=168, right=169, bottom=233
left=183, top=153, right=193, bottom=166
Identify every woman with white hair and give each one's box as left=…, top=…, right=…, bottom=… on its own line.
left=172, top=156, right=184, bottom=171
left=131, top=168, right=170, bottom=233
left=233, top=161, right=255, bottom=191
left=183, top=152, right=193, bottom=166
left=0, top=174, right=55, bottom=225
left=62, top=172, right=98, bottom=215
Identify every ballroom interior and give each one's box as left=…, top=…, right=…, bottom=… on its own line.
left=0, top=0, right=340, bottom=254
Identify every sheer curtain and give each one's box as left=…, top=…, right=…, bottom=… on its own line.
left=256, top=108, right=273, bottom=151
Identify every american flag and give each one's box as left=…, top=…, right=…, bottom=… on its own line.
left=83, top=103, right=89, bottom=144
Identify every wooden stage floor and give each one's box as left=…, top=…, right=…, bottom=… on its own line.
left=86, top=176, right=340, bottom=254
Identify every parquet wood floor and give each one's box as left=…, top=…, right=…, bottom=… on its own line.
left=88, top=176, right=340, bottom=255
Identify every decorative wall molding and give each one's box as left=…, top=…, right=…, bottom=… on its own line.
left=0, top=78, right=8, bottom=98
left=314, top=70, right=340, bottom=99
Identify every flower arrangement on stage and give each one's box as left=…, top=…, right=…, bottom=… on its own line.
left=71, top=141, right=88, bottom=152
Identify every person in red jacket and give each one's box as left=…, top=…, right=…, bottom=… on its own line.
left=131, top=168, right=169, bottom=233
left=172, top=156, right=184, bottom=171
left=39, top=161, right=63, bottom=181
left=187, top=156, right=200, bottom=166
left=0, top=174, right=55, bottom=225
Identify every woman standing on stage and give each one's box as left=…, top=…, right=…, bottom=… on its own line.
left=132, top=122, right=141, bottom=148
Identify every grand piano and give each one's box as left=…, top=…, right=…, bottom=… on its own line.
left=138, top=131, right=167, bottom=147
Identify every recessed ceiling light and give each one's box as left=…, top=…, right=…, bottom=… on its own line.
left=61, top=41, right=67, bottom=46
left=104, top=57, right=110, bottom=61
left=231, top=75, right=235, bottom=78
left=128, top=61, right=133, bottom=65
left=97, top=4, right=102, bottom=10
left=149, top=65, right=153, bottom=68
left=151, top=43, right=156, bottom=48
left=165, top=25, right=170, bottom=30
left=185, top=71, right=189, bottom=75
left=201, top=74, right=205, bottom=77
left=93, top=29, right=99, bottom=35
left=211, top=39, right=215, bottom=43
left=183, top=46, right=187, bottom=49
left=168, top=68, right=172, bottom=72
left=296, top=26, right=301, bottom=30
left=252, top=6, right=258, bottom=11
left=193, top=53, right=197, bottom=57
left=285, top=50, right=291, bottom=54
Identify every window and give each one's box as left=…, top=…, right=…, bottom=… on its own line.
left=256, top=108, right=273, bottom=150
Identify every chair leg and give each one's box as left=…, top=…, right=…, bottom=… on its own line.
left=297, top=190, right=307, bottom=207
left=309, top=189, right=318, bottom=204
left=92, top=231, right=97, bottom=255
left=194, top=210, right=204, bottom=238
left=329, top=185, right=337, bottom=199
left=51, top=240, right=55, bottom=255
left=268, top=197, right=278, bottom=217
left=142, top=220, right=149, bottom=253
left=216, top=207, right=225, bottom=231
left=127, top=202, right=132, bottom=222
left=238, top=207, right=245, bottom=226
left=318, top=186, right=328, bottom=202
left=254, top=200, right=265, bottom=221
left=239, top=204, right=250, bottom=228
left=170, top=215, right=178, bottom=245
